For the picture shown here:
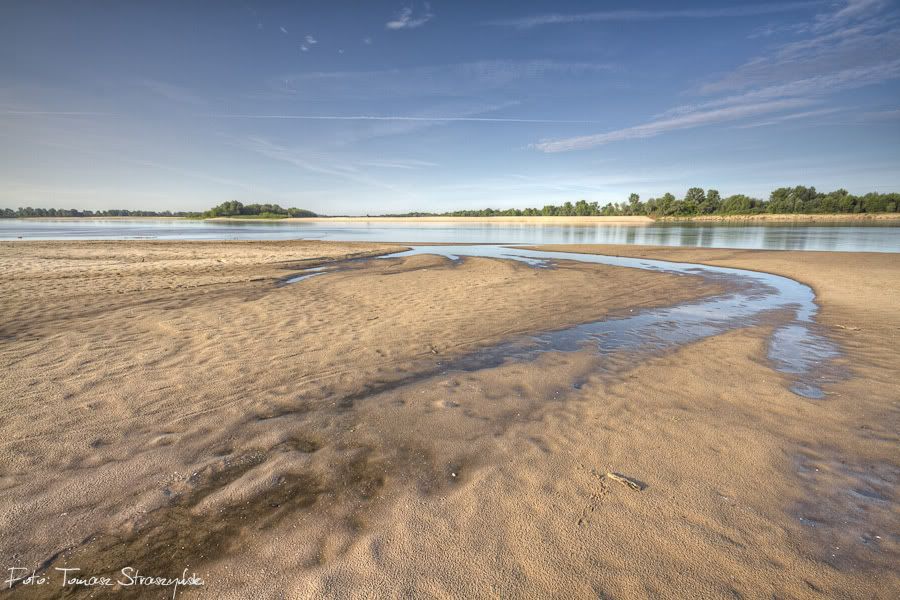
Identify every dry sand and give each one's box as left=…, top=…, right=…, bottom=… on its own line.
left=0, top=241, right=896, bottom=599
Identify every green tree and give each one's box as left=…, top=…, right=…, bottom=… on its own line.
left=703, top=189, right=721, bottom=214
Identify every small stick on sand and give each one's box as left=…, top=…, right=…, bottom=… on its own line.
left=606, top=472, right=643, bottom=491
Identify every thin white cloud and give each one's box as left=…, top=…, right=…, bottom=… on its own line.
left=363, top=36, right=372, bottom=44
left=324, top=101, right=525, bottom=145
left=530, top=0, right=900, bottom=152
left=486, top=2, right=821, bottom=29
left=532, top=99, right=812, bottom=152
left=305, top=34, right=317, bottom=45
left=236, top=137, right=410, bottom=195
left=700, top=1, right=900, bottom=95
left=207, top=113, right=607, bottom=124
left=272, top=60, right=615, bottom=100
left=358, top=158, right=438, bottom=170
left=733, top=107, right=844, bottom=128
left=665, top=60, right=900, bottom=117
left=810, top=0, right=887, bottom=33
left=279, top=26, right=288, bottom=34
left=386, top=5, right=434, bottom=30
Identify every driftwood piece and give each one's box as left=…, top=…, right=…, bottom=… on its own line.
left=605, top=472, right=643, bottom=491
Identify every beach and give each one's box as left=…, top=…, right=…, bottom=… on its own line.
left=0, top=241, right=897, bottom=598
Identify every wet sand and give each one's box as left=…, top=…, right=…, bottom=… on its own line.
left=0, top=241, right=897, bottom=598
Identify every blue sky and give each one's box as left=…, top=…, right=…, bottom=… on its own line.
left=1, top=0, right=899, bottom=214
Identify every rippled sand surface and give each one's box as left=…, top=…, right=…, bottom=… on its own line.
left=0, top=241, right=896, bottom=598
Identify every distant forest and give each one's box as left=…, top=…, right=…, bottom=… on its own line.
left=1, top=201, right=317, bottom=219
left=200, top=201, right=317, bottom=218
left=387, top=187, right=900, bottom=217
left=3, top=187, right=898, bottom=219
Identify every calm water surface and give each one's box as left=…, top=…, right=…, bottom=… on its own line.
left=1, top=218, right=898, bottom=252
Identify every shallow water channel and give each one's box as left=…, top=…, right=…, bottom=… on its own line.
left=288, top=245, right=840, bottom=399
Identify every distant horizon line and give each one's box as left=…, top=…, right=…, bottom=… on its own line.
left=3, top=186, right=898, bottom=220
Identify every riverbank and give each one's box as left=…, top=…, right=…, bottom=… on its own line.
left=655, top=212, right=900, bottom=222
left=0, top=241, right=896, bottom=598
left=208, top=215, right=656, bottom=224
left=10, top=212, right=899, bottom=224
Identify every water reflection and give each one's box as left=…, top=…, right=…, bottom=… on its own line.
left=0, top=219, right=897, bottom=252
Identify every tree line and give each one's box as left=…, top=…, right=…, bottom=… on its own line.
left=201, top=201, right=317, bottom=218
left=1, top=201, right=318, bottom=219
left=1, top=207, right=202, bottom=218
left=384, top=186, right=900, bottom=217
left=3, top=187, right=898, bottom=219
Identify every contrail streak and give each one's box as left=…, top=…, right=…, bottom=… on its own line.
left=207, top=114, right=604, bottom=124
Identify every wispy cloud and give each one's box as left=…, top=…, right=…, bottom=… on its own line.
left=486, top=2, right=820, bottom=29
left=531, top=0, right=900, bottom=152
left=358, top=158, right=438, bottom=170
left=323, top=101, right=526, bottom=145
left=304, top=34, right=317, bottom=45
left=532, top=99, right=812, bottom=152
left=236, top=137, right=411, bottom=195
left=733, top=107, right=844, bottom=128
left=206, top=113, right=608, bottom=124
left=386, top=5, right=434, bottom=30
left=210, top=98, right=536, bottom=148
left=700, top=1, right=900, bottom=95
left=665, top=60, right=900, bottom=117
left=273, top=59, right=615, bottom=100
left=279, top=26, right=288, bottom=34
left=809, top=0, right=888, bottom=33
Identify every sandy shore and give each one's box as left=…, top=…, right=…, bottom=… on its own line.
left=0, top=241, right=896, bottom=598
